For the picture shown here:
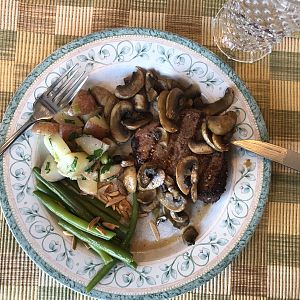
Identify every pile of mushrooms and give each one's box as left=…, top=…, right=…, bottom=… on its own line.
left=35, top=67, right=238, bottom=246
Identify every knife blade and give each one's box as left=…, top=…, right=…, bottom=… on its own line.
left=231, top=140, right=300, bottom=171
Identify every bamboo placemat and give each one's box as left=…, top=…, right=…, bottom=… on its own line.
left=0, top=0, right=299, bottom=299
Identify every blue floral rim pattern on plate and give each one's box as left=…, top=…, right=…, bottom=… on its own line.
left=0, top=28, right=271, bottom=299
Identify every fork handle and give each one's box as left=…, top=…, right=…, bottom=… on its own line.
left=0, top=116, right=37, bottom=156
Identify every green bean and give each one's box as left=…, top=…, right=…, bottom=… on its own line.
left=86, top=193, right=139, bottom=293
left=63, top=179, right=121, bottom=221
left=36, top=180, right=60, bottom=200
left=57, top=184, right=128, bottom=236
left=58, top=219, right=135, bottom=266
left=89, top=244, right=113, bottom=265
left=35, top=175, right=113, bottom=262
left=33, top=190, right=115, bottom=240
left=33, top=167, right=94, bottom=221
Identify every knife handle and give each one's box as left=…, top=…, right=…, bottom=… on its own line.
left=231, top=140, right=287, bottom=164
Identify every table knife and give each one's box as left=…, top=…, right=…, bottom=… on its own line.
left=231, top=140, right=300, bottom=171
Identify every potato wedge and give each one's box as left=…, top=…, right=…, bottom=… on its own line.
left=59, top=124, right=82, bottom=141
left=41, top=154, right=65, bottom=182
left=53, top=108, right=84, bottom=126
left=57, top=152, right=94, bottom=180
left=68, top=90, right=98, bottom=116
left=83, top=115, right=110, bottom=139
left=75, top=135, right=109, bottom=159
left=32, top=122, right=59, bottom=136
left=44, top=134, right=71, bottom=162
left=77, top=177, right=98, bottom=195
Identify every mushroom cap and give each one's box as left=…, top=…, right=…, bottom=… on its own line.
left=188, top=139, right=214, bottom=154
left=182, top=226, right=198, bottom=246
left=137, top=162, right=165, bottom=190
left=201, top=121, right=222, bottom=152
left=157, top=188, right=186, bottom=212
left=202, top=87, right=234, bottom=116
left=169, top=210, right=190, bottom=228
left=207, top=111, right=237, bottom=135
left=153, top=127, right=169, bottom=148
left=115, top=68, right=145, bottom=99
left=166, top=88, right=184, bottom=120
left=110, top=100, right=133, bottom=143
left=157, top=90, right=178, bottom=133
left=122, top=112, right=153, bottom=130
left=176, top=156, right=199, bottom=195
left=133, top=93, right=149, bottom=112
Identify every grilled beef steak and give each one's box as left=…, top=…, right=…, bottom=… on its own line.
left=131, top=109, right=228, bottom=203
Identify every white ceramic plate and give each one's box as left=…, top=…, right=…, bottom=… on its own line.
left=0, top=28, right=270, bottom=299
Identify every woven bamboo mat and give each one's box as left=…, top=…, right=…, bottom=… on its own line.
left=0, top=0, right=300, bottom=299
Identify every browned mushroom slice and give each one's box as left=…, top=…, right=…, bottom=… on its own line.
left=145, top=70, right=159, bottom=102
left=133, top=93, right=149, bottom=112
left=169, top=210, right=190, bottom=229
left=123, top=166, right=137, bottom=193
left=212, top=134, right=230, bottom=151
left=184, top=83, right=201, bottom=99
left=207, top=111, right=237, bottom=135
left=188, top=139, right=214, bottom=154
left=137, top=162, right=165, bottom=190
left=182, top=226, right=198, bottom=246
left=201, top=87, right=234, bottom=116
left=157, top=90, right=178, bottom=133
left=115, top=68, right=145, bottom=99
left=137, top=189, right=157, bottom=204
left=157, top=187, right=186, bottom=213
left=201, top=121, right=222, bottom=152
left=176, top=156, right=199, bottom=195
left=153, top=127, right=169, bottom=148
left=122, top=112, right=153, bottom=130
left=166, top=88, right=184, bottom=120
left=110, top=101, right=133, bottom=143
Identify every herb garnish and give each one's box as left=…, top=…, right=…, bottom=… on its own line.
left=45, top=161, right=51, bottom=174
left=87, top=148, right=104, bottom=162
left=68, top=157, right=78, bottom=173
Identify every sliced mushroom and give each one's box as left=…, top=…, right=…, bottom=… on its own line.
left=190, top=165, right=198, bottom=202
left=166, top=88, right=184, bottom=120
left=133, top=93, right=149, bottom=112
left=153, top=127, right=169, bottom=148
left=137, top=162, right=165, bottom=190
left=137, top=189, right=157, bottom=204
left=110, top=101, right=133, bottom=143
left=157, top=90, right=178, bottom=133
left=179, top=98, right=194, bottom=109
left=121, top=112, right=153, bottom=130
left=140, top=198, right=159, bottom=213
left=145, top=70, right=160, bottom=102
left=123, top=166, right=137, bottom=193
left=176, top=156, right=199, bottom=195
left=164, top=175, right=175, bottom=187
left=207, top=111, right=237, bottom=135
left=201, top=121, right=222, bottom=152
left=89, top=86, right=118, bottom=120
left=193, top=96, right=204, bottom=109
left=115, top=68, right=145, bottom=99
left=99, top=164, right=123, bottom=181
left=102, top=137, right=117, bottom=155
left=149, top=219, right=160, bottom=241
left=182, top=226, right=198, bottom=246
left=202, top=87, right=234, bottom=116
left=188, top=140, right=214, bottom=154
left=169, top=210, right=190, bottom=229
left=212, top=134, right=230, bottom=151
left=184, top=83, right=201, bottom=99
left=157, top=187, right=186, bottom=212
left=120, top=159, right=135, bottom=167
left=157, top=77, right=183, bottom=91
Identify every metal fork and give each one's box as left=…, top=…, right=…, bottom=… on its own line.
left=0, top=63, right=88, bottom=155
